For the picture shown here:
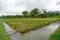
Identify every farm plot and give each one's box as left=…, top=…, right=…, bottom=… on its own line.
left=4, top=18, right=59, bottom=33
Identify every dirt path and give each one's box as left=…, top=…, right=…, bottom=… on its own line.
left=3, top=21, right=60, bottom=40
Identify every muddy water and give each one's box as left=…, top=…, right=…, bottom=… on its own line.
left=3, top=22, right=60, bottom=40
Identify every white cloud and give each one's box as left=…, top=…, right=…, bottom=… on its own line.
left=5, top=0, right=27, bottom=12
left=0, top=0, right=60, bottom=16
left=46, top=0, right=60, bottom=11
left=27, top=0, right=37, bottom=3
left=5, top=5, right=27, bottom=13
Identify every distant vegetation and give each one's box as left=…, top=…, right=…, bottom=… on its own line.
left=0, top=8, right=60, bottom=18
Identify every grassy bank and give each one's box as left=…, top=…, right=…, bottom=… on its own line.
left=4, top=18, right=59, bottom=33
left=49, top=26, right=60, bottom=40
left=0, top=19, right=10, bottom=40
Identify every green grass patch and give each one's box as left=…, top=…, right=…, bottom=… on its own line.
left=49, top=26, right=60, bottom=40
left=4, top=18, right=59, bottom=33
left=0, top=19, right=10, bottom=40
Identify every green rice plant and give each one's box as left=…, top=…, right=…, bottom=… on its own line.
left=4, top=18, right=59, bottom=33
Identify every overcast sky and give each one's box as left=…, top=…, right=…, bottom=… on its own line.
left=0, top=0, right=60, bottom=16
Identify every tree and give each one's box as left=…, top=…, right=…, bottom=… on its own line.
left=22, top=11, right=28, bottom=17
left=30, top=8, right=39, bottom=18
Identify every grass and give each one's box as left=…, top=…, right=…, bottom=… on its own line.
left=4, top=18, right=59, bottom=33
left=0, top=19, right=10, bottom=40
left=49, top=26, right=60, bottom=40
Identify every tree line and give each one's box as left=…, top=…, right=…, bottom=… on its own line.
left=0, top=8, right=60, bottom=18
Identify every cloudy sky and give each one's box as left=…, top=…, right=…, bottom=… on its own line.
left=0, top=0, right=60, bottom=16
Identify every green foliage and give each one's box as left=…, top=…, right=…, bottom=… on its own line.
left=49, top=27, right=60, bottom=40
left=30, top=8, right=39, bottom=17
left=22, top=11, right=28, bottom=17
left=0, top=19, right=10, bottom=40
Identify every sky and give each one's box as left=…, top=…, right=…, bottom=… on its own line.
left=0, top=0, right=60, bottom=16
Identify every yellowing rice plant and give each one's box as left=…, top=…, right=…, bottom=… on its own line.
left=4, top=18, right=59, bottom=33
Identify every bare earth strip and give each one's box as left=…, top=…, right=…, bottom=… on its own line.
left=3, top=21, right=60, bottom=40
